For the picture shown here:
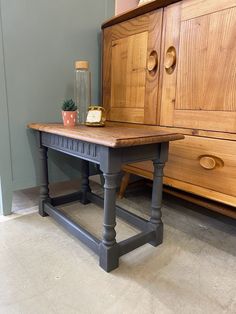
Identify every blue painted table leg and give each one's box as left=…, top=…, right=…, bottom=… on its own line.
left=148, top=161, right=165, bottom=246
left=148, top=143, right=168, bottom=246
left=80, top=160, right=91, bottom=205
left=38, top=135, right=51, bottom=217
left=99, top=172, right=121, bottom=272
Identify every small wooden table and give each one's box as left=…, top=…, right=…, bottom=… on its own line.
left=28, top=123, right=184, bottom=272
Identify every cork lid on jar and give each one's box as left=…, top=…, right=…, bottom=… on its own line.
left=75, top=61, right=89, bottom=70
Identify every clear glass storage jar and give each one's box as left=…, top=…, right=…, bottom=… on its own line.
left=74, top=60, right=91, bottom=124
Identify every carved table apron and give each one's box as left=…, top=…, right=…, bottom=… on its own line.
left=29, top=124, right=184, bottom=272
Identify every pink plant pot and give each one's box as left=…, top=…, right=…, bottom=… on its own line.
left=62, top=110, right=77, bottom=127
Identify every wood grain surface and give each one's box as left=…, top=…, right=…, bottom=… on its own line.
left=28, top=123, right=184, bottom=148
left=103, top=9, right=163, bottom=125
left=122, top=162, right=236, bottom=207
left=160, top=0, right=236, bottom=133
left=106, top=121, right=236, bottom=141
left=102, top=0, right=179, bottom=28
left=176, top=6, right=236, bottom=112
left=121, top=134, right=236, bottom=198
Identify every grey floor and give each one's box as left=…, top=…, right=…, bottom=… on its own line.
left=1, top=178, right=236, bottom=314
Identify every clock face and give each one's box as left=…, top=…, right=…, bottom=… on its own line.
left=86, top=110, right=102, bottom=123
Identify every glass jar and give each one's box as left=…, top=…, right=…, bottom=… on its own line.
left=74, top=60, right=91, bottom=124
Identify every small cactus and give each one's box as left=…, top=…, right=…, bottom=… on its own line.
left=62, top=99, right=77, bottom=111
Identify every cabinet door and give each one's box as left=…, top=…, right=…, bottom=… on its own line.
left=103, top=10, right=163, bottom=124
left=160, top=0, right=236, bottom=132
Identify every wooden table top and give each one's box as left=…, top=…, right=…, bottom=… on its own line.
left=28, top=123, right=184, bottom=148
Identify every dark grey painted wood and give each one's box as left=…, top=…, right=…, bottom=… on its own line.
left=118, top=230, right=155, bottom=257
left=35, top=131, right=172, bottom=272
left=44, top=203, right=100, bottom=254
left=99, top=172, right=121, bottom=272
left=38, top=133, right=50, bottom=217
left=87, top=192, right=148, bottom=231
left=42, top=133, right=101, bottom=164
left=51, top=191, right=82, bottom=206
left=148, top=142, right=169, bottom=247
left=41, top=133, right=169, bottom=169
left=80, top=160, right=91, bottom=204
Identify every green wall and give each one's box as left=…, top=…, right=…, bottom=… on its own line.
left=0, top=4, right=13, bottom=215
left=0, top=0, right=115, bottom=215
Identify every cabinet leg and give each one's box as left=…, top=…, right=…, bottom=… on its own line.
left=118, top=172, right=130, bottom=199
left=148, top=161, right=165, bottom=247
left=38, top=145, right=50, bottom=217
left=80, top=160, right=91, bottom=205
left=99, top=172, right=120, bottom=272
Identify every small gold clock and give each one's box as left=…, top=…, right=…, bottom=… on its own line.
left=85, top=106, right=106, bottom=127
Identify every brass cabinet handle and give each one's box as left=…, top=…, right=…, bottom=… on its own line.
left=164, top=47, right=176, bottom=73
left=147, top=51, right=158, bottom=74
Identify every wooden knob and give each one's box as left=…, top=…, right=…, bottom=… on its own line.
left=199, top=156, right=217, bottom=170
left=147, top=55, right=157, bottom=71
left=164, top=51, right=176, bottom=69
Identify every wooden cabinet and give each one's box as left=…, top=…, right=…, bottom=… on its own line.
left=161, top=0, right=236, bottom=132
left=103, top=9, right=163, bottom=124
left=102, top=0, right=236, bottom=214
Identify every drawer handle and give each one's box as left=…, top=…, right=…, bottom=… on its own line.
left=199, top=155, right=225, bottom=170
left=147, top=51, right=158, bottom=74
left=200, top=156, right=216, bottom=170
left=164, top=46, right=176, bottom=73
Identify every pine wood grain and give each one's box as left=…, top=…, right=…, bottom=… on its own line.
left=101, top=0, right=236, bottom=210
left=109, top=108, right=145, bottom=123
left=110, top=32, right=148, bottom=110
left=106, top=121, right=236, bottom=141
left=122, top=162, right=236, bottom=207
left=102, top=28, right=112, bottom=120
left=122, top=135, right=236, bottom=198
left=110, top=13, right=150, bottom=40
left=173, top=110, right=236, bottom=132
left=160, top=2, right=181, bottom=127
left=160, top=0, right=236, bottom=133
left=28, top=123, right=184, bottom=148
left=102, top=0, right=179, bottom=29
left=165, top=136, right=236, bottom=197
left=176, top=7, right=236, bottom=112
left=181, top=0, right=236, bottom=21
left=103, top=10, right=163, bottom=124
left=144, top=9, right=163, bottom=124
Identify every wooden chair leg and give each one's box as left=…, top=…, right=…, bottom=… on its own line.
left=118, top=172, right=131, bottom=199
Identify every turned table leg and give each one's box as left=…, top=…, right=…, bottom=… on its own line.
left=80, top=160, right=91, bottom=205
left=99, top=172, right=121, bottom=272
left=38, top=135, right=50, bottom=217
left=148, top=161, right=165, bottom=246
left=148, top=142, right=168, bottom=246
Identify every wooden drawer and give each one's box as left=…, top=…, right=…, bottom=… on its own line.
left=165, top=136, right=236, bottom=197
left=124, top=136, right=236, bottom=198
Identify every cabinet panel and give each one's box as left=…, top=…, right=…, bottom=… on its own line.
left=160, top=0, right=236, bottom=132
left=103, top=9, right=163, bottom=124
left=111, top=32, right=148, bottom=114
left=182, top=0, right=236, bottom=21
left=176, top=8, right=236, bottom=112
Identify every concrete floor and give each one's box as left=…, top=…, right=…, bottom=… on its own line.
left=0, top=178, right=236, bottom=314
